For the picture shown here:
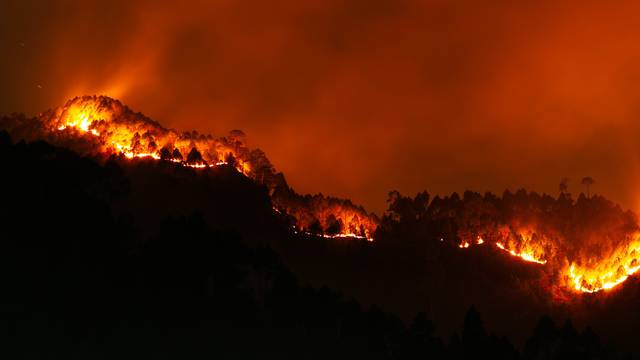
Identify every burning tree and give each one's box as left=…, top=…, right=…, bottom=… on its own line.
left=0, top=95, right=380, bottom=241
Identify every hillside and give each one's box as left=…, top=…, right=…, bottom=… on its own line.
left=0, top=130, right=636, bottom=359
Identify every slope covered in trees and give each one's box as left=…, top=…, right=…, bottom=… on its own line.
left=0, top=96, right=378, bottom=239
left=0, top=131, right=634, bottom=359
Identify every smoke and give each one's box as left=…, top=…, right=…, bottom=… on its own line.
left=3, top=0, right=640, bottom=214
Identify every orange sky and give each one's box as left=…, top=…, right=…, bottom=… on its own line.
left=3, top=0, right=640, bottom=214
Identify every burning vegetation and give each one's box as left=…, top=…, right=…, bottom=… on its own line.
left=3, top=95, right=640, bottom=296
left=380, top=189, right=640, bottom=295
left=0, top=96, right=377, bottom=240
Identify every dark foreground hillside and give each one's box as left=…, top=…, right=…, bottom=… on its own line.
left=0, top=131, right=628, bottom=359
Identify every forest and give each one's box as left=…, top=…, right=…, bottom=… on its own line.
left=1, top=130, right=638, bottom=359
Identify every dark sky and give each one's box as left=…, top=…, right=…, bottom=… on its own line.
left=3, top=0, right=640, bottom=214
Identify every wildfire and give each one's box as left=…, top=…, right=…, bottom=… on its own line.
left=10, top=95, right=640, bottom=295
left=53, top=101, right=253, bottom=175
left=495, top=242, right=547, bottom=265
left=457, top=232, right=547, bottom=264
left=36, top=96, right=378, bottom=241
left=565, top=234, right=640, bottom=293
left=458, top=236, right=484, bottom=248
left=294, top=230, right=374, bottom=242
left=453, top=227, right=640, bottom=294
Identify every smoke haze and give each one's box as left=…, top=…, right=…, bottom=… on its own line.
left=3, top=0, right=640, bottom=214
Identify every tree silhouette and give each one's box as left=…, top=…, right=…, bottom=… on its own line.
left=559, top=177, right=569, bottom=195
left=159, top=146, right=172, bottom=160
left=225, top=152, right=237, bottom=167
left=187, top=147, right=204, bottom=164
left=524, top=315, right=558, bottom=359
left=325, top=214, right=343, bottom=235
left=462, top=306, right=488, bottom=359
left=405, top=312, right=445, bottom=359
left=171, top=148, right=183, bottom=161
left=581, top=176, right=595, bottom=198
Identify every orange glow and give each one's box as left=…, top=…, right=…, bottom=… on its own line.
left=565, top=233, right=640, bottom=293
left=294, top=230, right=373, bottom=242
left=488, top=227, right=550, bottom=265
left=50, top=96, right=255, bottom=175
left=458, top=236, right=483, bottom=248
left=495, top=242, right=547, bottom=265
left=456, top=227, right=640, bottom=293
left=277, top=197, right=378, bottom=240
left=20, top=95, right=640, bottom=294
left=43, top=96, right=378, bottom=241
left=8, top=0, right=640, bottom=221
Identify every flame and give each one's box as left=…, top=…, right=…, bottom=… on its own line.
left=495, top=242, right=547, bottom=265
left=53, top=100, right=253, bottom=175
left=490, top=227, right=550, bottom=265
left=455, top=227, right=640, bottom=293
left=457, top=231, right=547, bottom=263
left=23, top=95, right=640, bottom=295
left=124, top=152, right=160, bottom=160
left=278, top=198, right=377, bottom=240
left=458, top=236, right=484, bottom=249
left=39, top=96, right=378, bottom=241
left=565, top=233, right=640, bottom=293
left=294, top=230, right=373, bottom=242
